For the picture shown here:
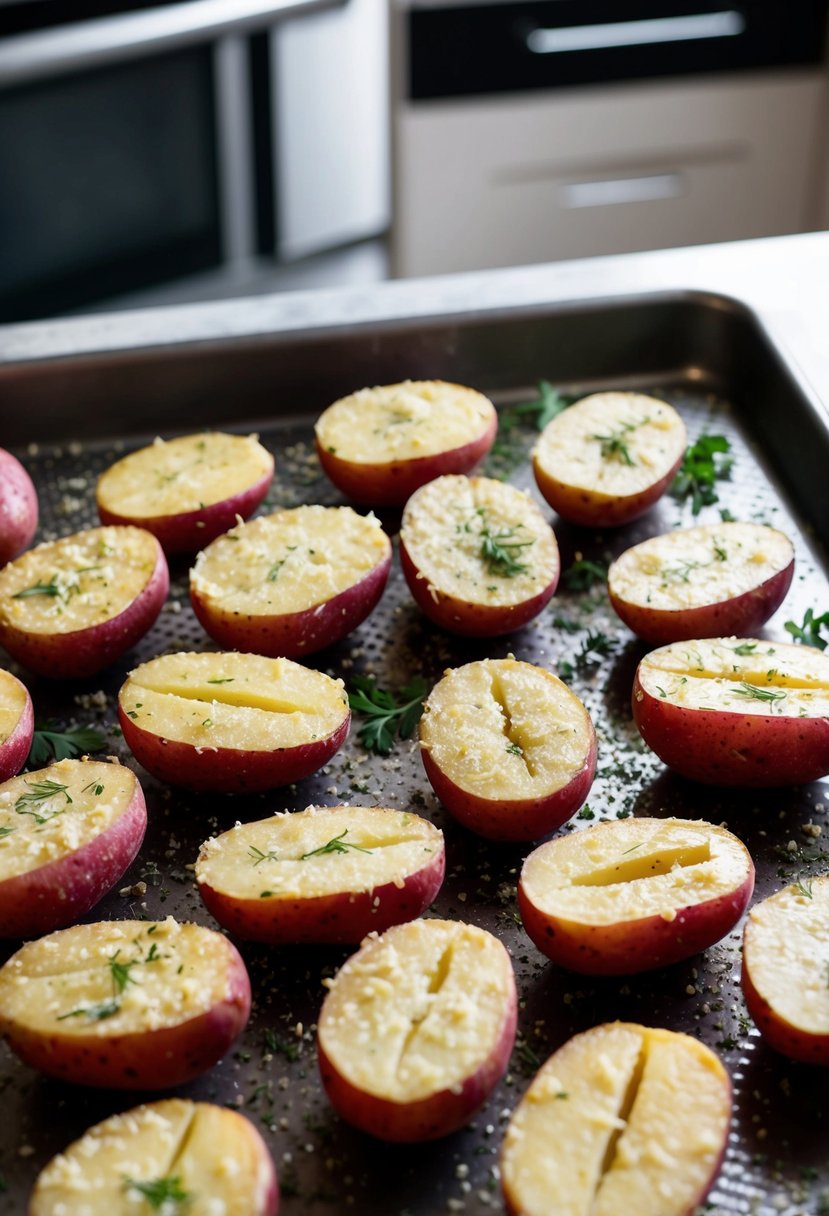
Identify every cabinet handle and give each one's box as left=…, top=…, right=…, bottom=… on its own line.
left=561, top=174, right=684, bottom=209
left=525, top=11, right=746, bottom=56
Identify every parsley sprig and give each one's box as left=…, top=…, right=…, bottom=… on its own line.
left=670, top=434, right=733, bottom=515
left=27, top=722, right=106, bottom=767
left=785, top=608, right=829, bottom=651
left=348, top=676, right=426, bottom=755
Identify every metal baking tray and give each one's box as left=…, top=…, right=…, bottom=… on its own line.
left=1, top=291, right=828, bottom=1216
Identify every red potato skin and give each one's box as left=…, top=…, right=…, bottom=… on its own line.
left=318, top=983, right=517, bottom=1142
left=399, top=538, right=558, bottom=638
left=741, top=960, right=829, bottom=1066
left=518, top=866, right=754, bottom=976
left=0, top=449, right=38, bottom=567
left=533, top=455, right=684, bottom=528
left=0, top=781, right=147, bottom=939
left=98, top=469, right=273, bottom=555
left=315, top=417, right=497, bottom=508
left=0, top=539, right=169, bottom=680
left=610, top=559, right=795, bottom=645
left=3, top=944, right=251, bottom=1089
left=190, top=548, right=392, bottom=659
left=421, top=731, right=597, bottom=842
left=632, top=671, right=829, bottom=786
left=198, top=847, right=445, bottom=944
left=0, top=678, right=33, bottom=783
left=119, top=709, right=350, bottom=793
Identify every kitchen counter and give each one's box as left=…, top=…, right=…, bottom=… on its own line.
left=1, top=229, right=828, bottom=441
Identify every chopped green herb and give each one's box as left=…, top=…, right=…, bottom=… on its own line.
left=793, top=877, right=813, bottom=899
left=248, top=844, right=279, bottom=867
left=27, top=722, right=106, bottom=767
left=577, top=806, right=595, bottom=820
left=733, top=642, right=757, bottom=656
left=732, top=682, right=787, bottom=705
left=107, top=949, right=140, bottom=994
left=512, top=380, right=574, bottom=430
left=123, top=1175, right=192, bottom=1211
left=348, top=675, right=426, bottom=755
left=670, top=434, right=733, bottom=515
left=12, top=577, right=62, bottom=600
left=785, top=607, right=829, bottom=651
left=475, top=508, right=534, bottom=578
left=206, top=677, right=234, bottom=685
left=0, top=825, right=16, bottom=837
left=82, top=780, right=105, bottom=796
left=57, top=999, right=120, bottom=1022
left=301, top=829, right=373, bottom=859
left=505, top=742, right=523, bottom=757
left=15, top=779, right=73, bottom=823
left=563, top=559, right=607, bottom=592
left=591, top=418, right=644, bottom=466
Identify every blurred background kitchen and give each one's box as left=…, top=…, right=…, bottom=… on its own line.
left=0, top=0, right=827, bottom=324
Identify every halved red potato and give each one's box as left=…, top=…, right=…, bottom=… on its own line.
left=532, top=392, right=687, bottom=527
left=189, top=505, right=392, bottom=658
left=30, top=1098, right=278, bottom=1216
left=0, top=758, right=147, bottom=939
left=317, top=918, right=516, bottom=1141
left=609, top=522, right=795, bottom=644
left=399, top=475, right=560, bottom=637
left=518, top=817, right=754, bottom=975
left=419, top=658, right=595, bottom=840
left=119, top=650, right=350, bottom=793
left=97, top=432, right=274, bottom=554
left=0, top=917, right=251, bottom=1088
left=742, top=876, right=829, bottom=1064
left=0, top=667, right=33, bottom=781
left=0, top=447, right=38, bottom=567
left=196, top=804, right=445, bottom=943
left=0, top=526, right=168, bottom=680
left=633, top=637, right=829, bottom=786
left=501, top=1022, right=731, bottom=1216
left=315, top=380, right=497, bottom=507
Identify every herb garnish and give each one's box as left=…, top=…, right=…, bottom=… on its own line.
left=476, top=509, right=534, bottom=578
left=793, top=877, right=814, bottom=899
left=82, top=780, right=105, bottom=796
left=57, top=999, right=120, bottom=1023
left=512, top=380, right=574, bottom=430
left=248, top=844, right=279, bottom=867
left=107, top=949, right=140, bottom=995
left=348, top=676, right=426, bottom=755
left=785, top=608, right=829, bottom=651
left=207, top=677, right=234, bottom=685
left=12, top=577, right=63, bottom=600
left=591, top=418, right=644, bottom=465
left=0, top=826, right=16, bottom=838
left=15, top=779, right=73, bottom=823
left=505, top=742, right=523, bottom=757
left=670, top=434, right=733, bottom=515
left=732, top=682, right=787, bottom=705
left=301, top=830, right=373, bottom=859
left=122, top=1175, right=192, bottom=1211
left=563, top=559, right=607, bottom=592
left=733, top=642, right=758, bottom=656
left=27, top=722, right=106, bottom=766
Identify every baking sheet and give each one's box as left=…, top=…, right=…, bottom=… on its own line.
left=1, top=296, right=829, bottom=1216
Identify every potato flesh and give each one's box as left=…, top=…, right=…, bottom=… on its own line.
left=609, top=523, right=793, bottom=611
left=0, top=527, right=157, bottom=636
left=190, top=505, right=389, bottom=615
left=30, top=1099, right=273, bottom=1216
left=533, top=393, right=686, bottom=496
left=197, top=805, right=442, bottom=899
left=97, top=432, right=273, bottom=517
left=502, top=1023, right=729, bottom=1216
left=120, top=652, right=348, bottom=751
left=744, top=878, right=829, bottom=1035
left=638, top=637, right=829, bottom=716
left=0, top=759, right=135, bottom=882
left=0, top=918, right=235, bottom=1035
left=521, top=818, right=750, bottom=924
left=315, top=380, right=494, bottom=463
left=0, top=669, right=27, bottom=744
left=319, top=919, right=513, bottom=1102
left=401, top=476, right=559, bottom=608
left=420, top=659, right=591, bottom=799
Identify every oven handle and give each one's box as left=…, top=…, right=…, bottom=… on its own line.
left=524, top=11, right=747, bottom=56
left=0, top=0, right=344, bottom=86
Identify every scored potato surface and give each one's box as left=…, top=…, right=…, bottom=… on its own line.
left=319, top=919, right=513, bottom=1102
left=401, top=476, right=558, bottom=608
left=30, top=1098, right=274, bottom=1216
left=0, top=669, right=27, bottom=744
left=96, top=432, right=273, bottom=518
left=520, top=818, right=751, bottom=925
left=120, top=651, right=348, bottom=751
left=0, top=526, right=159, bottom=636
left=315, top=380, right=495, bottom=464
left=0, top=918, right=237, bottom=1036
left=637, top=637, right=829, bottom=716
left=609, top=522, right=794, bottom=611
left=533, top=392, right=686, bottom=496
left=197, top=805, right=442, bottom=900
left=744, top=878, right=829, bottom=1036
left=420, top=658, right=592, bottom=798
left=501, top=1023, right=730, bottom=1216
left=190, top=505, right=390, bottom=615
left=0, top=759, right=137, bottom=882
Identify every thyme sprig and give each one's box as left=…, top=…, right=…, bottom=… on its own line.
left=348, top=676, right=427, bottom=756
left=14, top=779, right=73, bottom=824
left=301, top=830, right=373, bottom=859
left=732, top=682, right=787, bottom=705
left=591, top=419, right=644, bottom=465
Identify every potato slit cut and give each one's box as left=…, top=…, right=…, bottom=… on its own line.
left=596, top=1037, right=646, bottom=1194
left=161, top=1104, right=199, bottom=1178
left=144, top=683, right=311, bottom=715
left=489, top=671, right=536, bottom=777
left=570, top=840, right=712, bottom=888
